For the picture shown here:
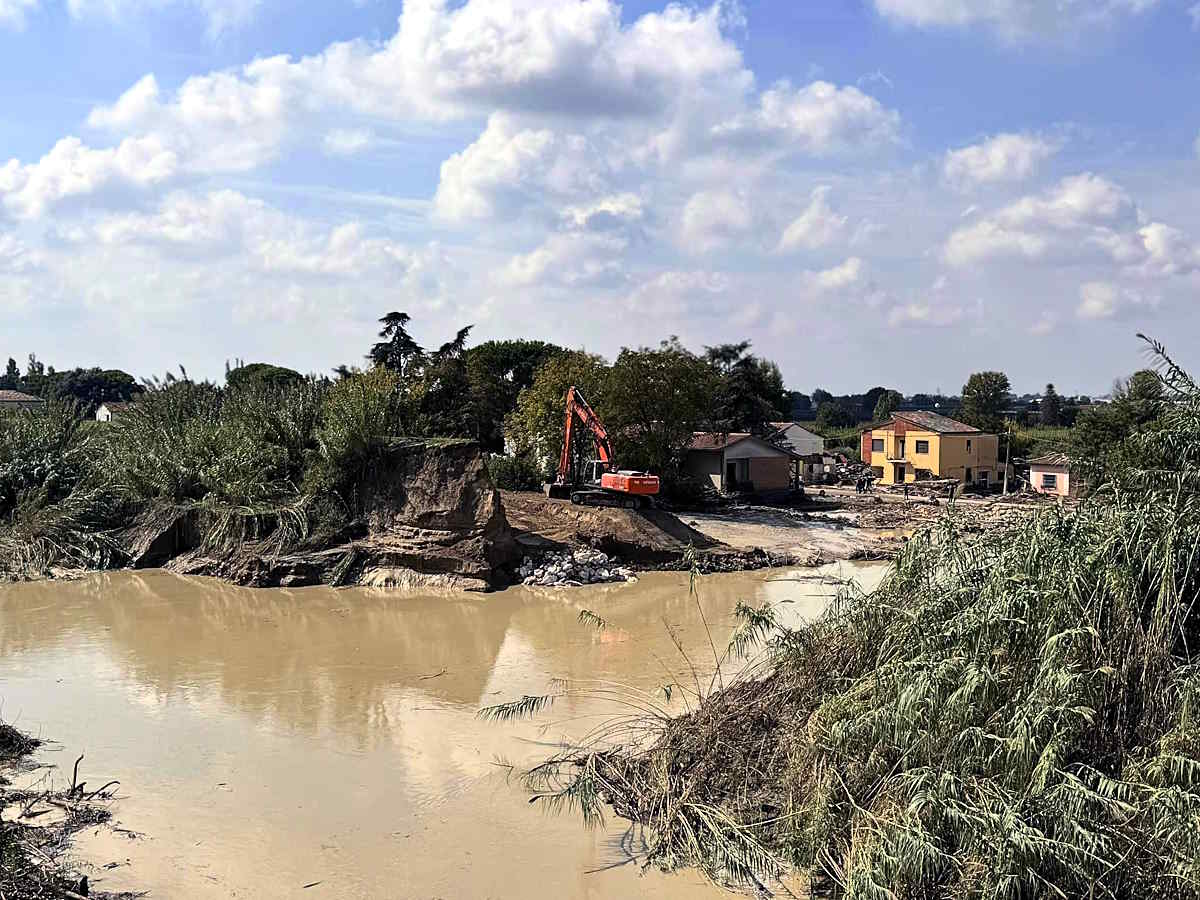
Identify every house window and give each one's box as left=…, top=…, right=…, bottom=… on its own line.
left=915, top=440, right=929, bottom=454
left=871, top=438, right=884, bottom=452
left=966, top=439, right=972, bottom=453
left=1041, top=473, right=1058, bottom=489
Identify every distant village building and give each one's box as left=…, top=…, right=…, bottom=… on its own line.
left=768, top=421, right=824, bottom=456
left=1028, top=453, right=1073, bottom=497
left=685, top=432, right=795, bottom=493
left=95, top=401, right=134, bottom=422
left=861, top=411, right=1000, bottom=488
left=0, top=389, right=46, bottom=412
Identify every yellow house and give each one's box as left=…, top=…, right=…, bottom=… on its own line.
left=860, top=411, right=1000, bottom=488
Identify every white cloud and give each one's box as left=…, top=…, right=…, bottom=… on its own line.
left=561, top=193, right=643, bottom=230
left=622, top=269, right=731, bottom=321
left=943, top=132, right=1059, bottom=189
left=887, top=301, right=967, bottom=327
left=941, top=173, right=1154, bottom=266
left=0, top=135, right=178, bottom=219
left=499, top=231, right=628, bottom=288
left=73, top=189, right=413, bottom=277
left=1075, top=280, right=1159, bottom=319
left=66, top=0, right=263, bottom=36
left=433, top=114, right=610, bottom=222
left=873, top=0, right=1160, bottom=41
left=0, top=232, right=41, bottom=274
left=809, top=256, right=863, bottom=291
left=712, top=80, right=901, bottom=155
left=777, top=186, right=848, bottom=252
left=322, top=128, right=375, bottom=157
left=0, top=0, right=37, bottom=29
left=679, top=188, right=753, bottom=253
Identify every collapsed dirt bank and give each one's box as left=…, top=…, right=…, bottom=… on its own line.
left=5, top=440, right=521, bottom=591
left=164, top=441, right=521, bottom=591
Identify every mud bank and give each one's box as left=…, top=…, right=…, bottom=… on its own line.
left=114, top=441, right=520, bottom=591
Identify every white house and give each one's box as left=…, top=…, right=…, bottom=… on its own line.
left=769, top=421, right=824, bottom=456
left=0, top=390, right=45, bottom=412
left=96, top=401, right=135, bottom=422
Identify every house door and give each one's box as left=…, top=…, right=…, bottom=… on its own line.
left=893, top=463, right=905, bottom=484
left=725, top=462, right=737, bottom=491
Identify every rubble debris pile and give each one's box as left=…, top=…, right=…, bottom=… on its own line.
left=518, top=549, right=637, bottom=587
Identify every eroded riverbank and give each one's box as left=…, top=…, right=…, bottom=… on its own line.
left=0, top=563, right=886, bottom=898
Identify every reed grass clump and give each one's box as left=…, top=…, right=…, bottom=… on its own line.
left=522, top=342, right=1200, bottom=897
left=0, top=367, right=412, bottom=577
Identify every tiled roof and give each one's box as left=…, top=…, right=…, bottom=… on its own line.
left=893, top=410, right=980, bottom=434
left=689, top=432, right=799, bottom=457
left=689, top=432, right=752, bottom=451
left=1029, top=452, right=1071, bottom=468
left=0, top=390, right=44, bottom=403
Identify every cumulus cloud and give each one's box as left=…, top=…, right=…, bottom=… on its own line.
left=943, top=132, right=1059, bottom=189
left=0, top=135, right=178, bottom=219
left=712, top=80, right=901, bottom=155
left=0, top=0, right=37, bottom=28
left=433, top=114, right=611, bottom=222
left=809, top=256, right=863, bottom=291
left=83, top=0, right=749, bottom=173
left=71, top=189, right=413, bottom=277
left=940, top=173, right=1195, bottom=270
left=873, top=0, right=1160, bottom=41
left=1076, top=280, right=1159, bottom=319
left=679, top=188, right=753, bottom=253
left=887, top=301, right=967, bottom=327
left=777, top=186, right=848, bottom=251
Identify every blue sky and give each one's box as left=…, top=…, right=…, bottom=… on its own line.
left=1, top=0, right=1198, bottom=395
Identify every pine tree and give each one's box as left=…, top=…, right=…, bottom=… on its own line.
left=1040, top=383, right=1062, bottom=426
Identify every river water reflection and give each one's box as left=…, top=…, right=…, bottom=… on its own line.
left=0, top=562, right=885, bottom=899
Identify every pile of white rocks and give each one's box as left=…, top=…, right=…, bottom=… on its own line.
left=518, top=549, right=637, bottom=587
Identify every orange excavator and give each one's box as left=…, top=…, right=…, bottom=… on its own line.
left=543, top=386, right=660, bottom=508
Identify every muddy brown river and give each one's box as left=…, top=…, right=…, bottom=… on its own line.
left=0, top=563, right=885, bottom=898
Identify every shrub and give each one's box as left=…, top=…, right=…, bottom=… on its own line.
left=486, top=453, right=545, bottom=491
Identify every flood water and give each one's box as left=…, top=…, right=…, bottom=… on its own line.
left=0, top=562, right=886, bottom=899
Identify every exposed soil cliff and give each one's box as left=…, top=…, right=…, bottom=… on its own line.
left=122, top=440, right=520, bottom=591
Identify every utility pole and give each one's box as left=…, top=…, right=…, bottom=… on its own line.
left=1002, top=425, right=1012, bottom=494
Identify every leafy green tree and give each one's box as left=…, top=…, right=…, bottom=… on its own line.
left=811, top=388, right=833, bottom=407
left=872, top=389, right=903, bottom=421
left=506, top=350, right=609, bottom=475
left=704, top=342, right=790, bottom=433
left=465, top=340, right=564, bottom=452
left=959, top=371, right=1011, bottom=432
left=816, top=399, right=857, bottom=430
left=605, top=339, right=719, bottom=478
left=789, top=392, right=812, bottom=419
left=1072, top=368, right=1163, bottom=487
left=226, top=362, right=304, bottom=392
left=1, top=358, right=19, bottom=389
left=1040, top=383, right=1062, bottom=426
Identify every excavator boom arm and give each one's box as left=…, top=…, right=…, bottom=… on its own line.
left=557, top=386, right=613, bottom=482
